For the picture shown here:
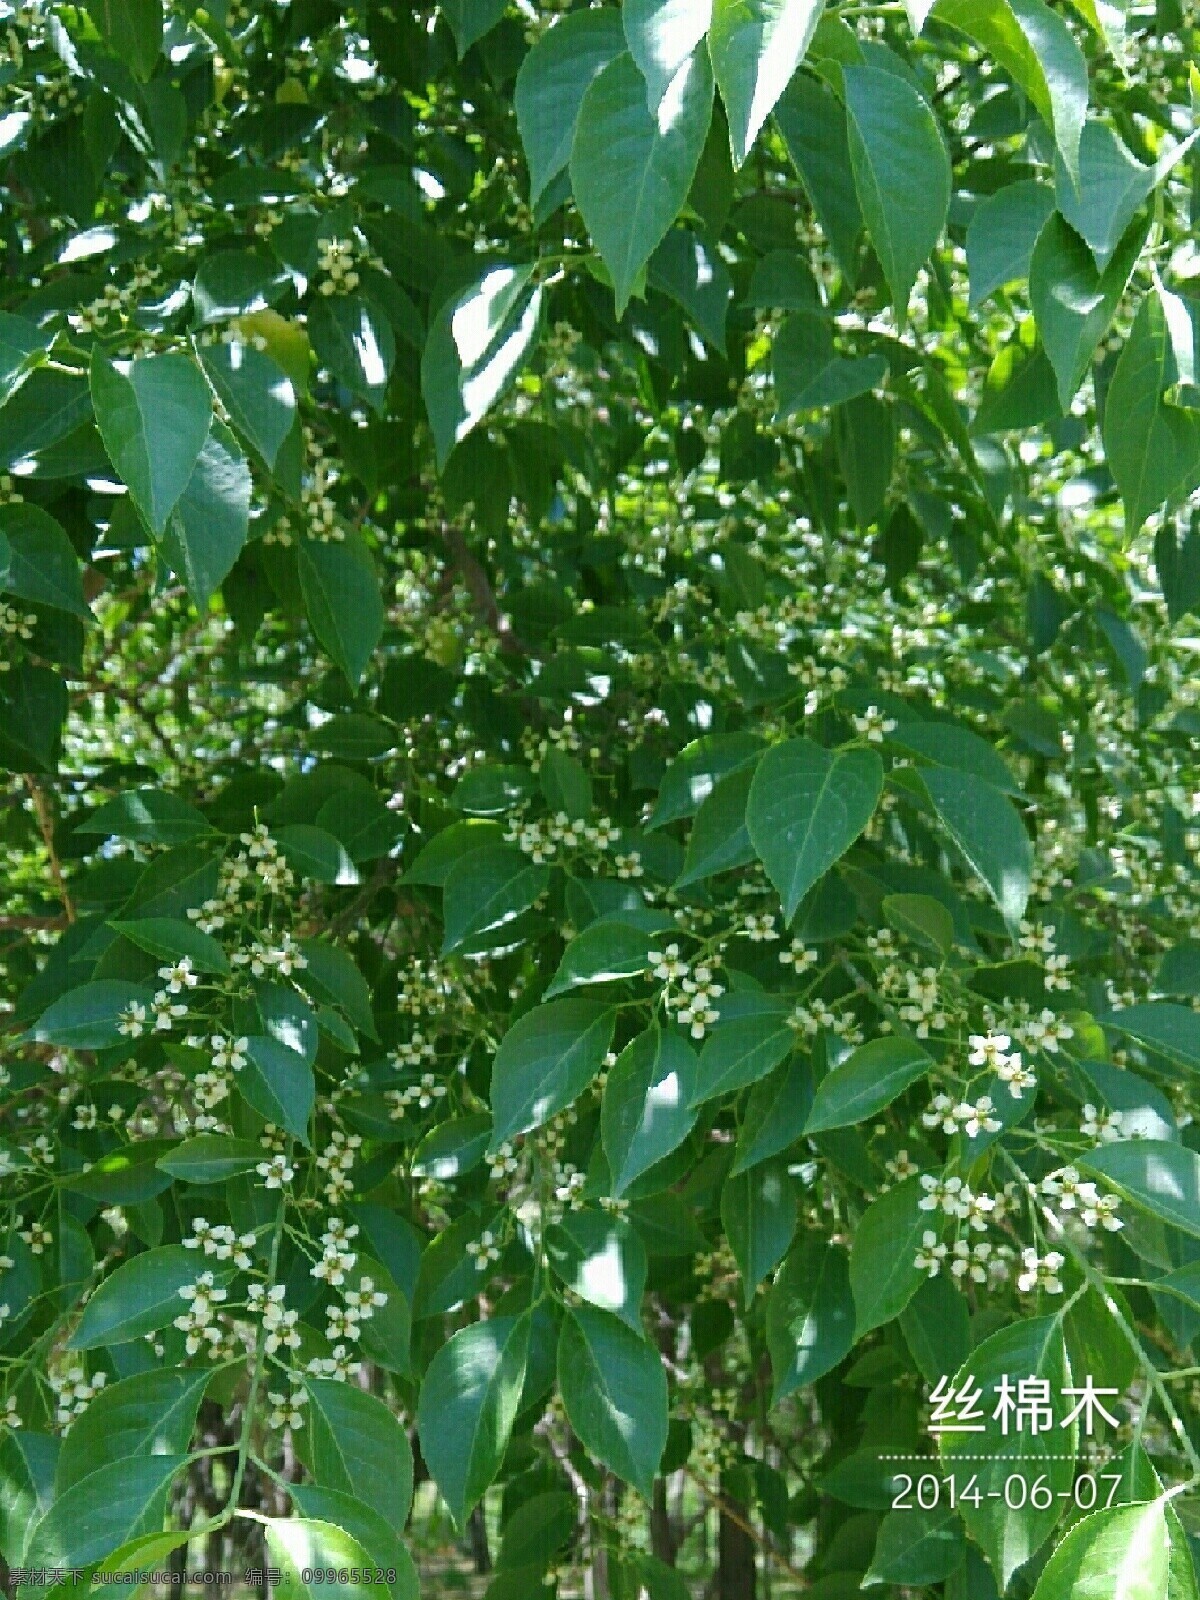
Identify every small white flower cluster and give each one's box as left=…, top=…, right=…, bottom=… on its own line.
left=17, top=1217, right=51, bottom=1254
left=1017, top=1248, right=1065, bottom=1295
left=1080, top=1102, right=1124, bottom=1142
left=388, top=1032, right=436, bottom=1074
left=488, top=1140, right=520, bottom=1182
left=118, top=985, right=190, bottom=1037
left=897, top=967, right=948, bottom=1037
left=232, top=932, right=308, bottom=978
left=1040, top=1166, right=1122, bottom=1232
left=918, top=1174, right=996, bottom=1230
left=266, top=1387, right=307, bottom=1430
left=315, top=1129, right=362, bottom=1201
left=311, top=1218, right=359, bottom=1286
left=325, top=1276, right=387, bottom=1343
left=1009, top=1006, right=1074, bottom=1053
left=507, top=810, right=620, bottom=862
left=212, top=1035, right=248, bottom=1072
left=0, top=600, right=36, bottom=642
left=1018, top=921, right=1072, bottom=991
left=853, top=705, right=897, bottom=742
left=175, top=1271, right=230, bottom=1355
left=256, top=1153, right=294, bottom=1189
left=739, top=912, right=777, bottom=942
left=914, top=1232, right=1013, bottom=1284
left=315, top=234, right=377, bottom=295
left=968, top=1032, right=1037, bottom=1099
left=184, top=1218, right=256, bottom=1268
left=779, top=938, right=818, bottom=971
left=396, top=960, right=454, bottom=1017
left=244, top=1283, right=298, bottom=1355
left=650, top=946, right=724, bottom=1039
left=789, top=1000, right=862, bottom=1043
left=72, top=1102, right=98, bottom=1130
left=48, top=1364, right=106, bottom=1431
left=305, top=1343, right=361, bottom=1382
left=922, top=1092, right=1003, bottom=1138
left=385, top=1071, right=447, bottom=1120
left=467, top=1229, right=502, bottom=1271
left=2, top=1394, right=20, bottom=1430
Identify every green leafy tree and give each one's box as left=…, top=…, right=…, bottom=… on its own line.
left=2, top=0, right=1200, bottom=1595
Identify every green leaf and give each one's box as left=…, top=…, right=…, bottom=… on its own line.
left=1030, top=211, right=1146, bottom=408
left=286, top=1493, right=418, bottom=1600
left=31, top=980, right=154, bottom=1049
left=422, top=264, right=543, bottom=470
left=265, top=1518, right=403, bottom=1600
left=881, top=893, right=955, bottom=957
left=70, top=1245, right=217, bottom=1348
left=624, top=0, right=713, bottom=111
left=648, top=227, right=733, bottom=353
left=275, top=825, right=360, bottom=889
left=515, top=9, right=626, bottom=204
left=899, top=1273, right=970, bottom=1383
left=732, top=1055, right=814, bottom=1174
left=0, top=663, right=67, bottom=774
left=78, top=788, right=214, bottom=844
left=309, top=295, right=394, bottom=415
left=774, top=73, right=863, bottom=281
left=239, top=1035, right=314, bottom=1145
left=109, top=917, right=229, bottom=974
left=931, top=0, right=1086, bottom=186
left=571, top=49, right=714, bottom=317
left=1054, top=121, right=1170, bottom=273
left=973, top=341, right=1062, bottom=434
left=940, top=1318, right=1076, bottom=1591
left=1104, top=290, right=1200, bottom=540
left=1099, top=1002, right=1200, bottom=1071
left=56, top=1367, right=212, bottom=1493
left=0, top=311, right=50, bottom=407
left=546, top=1208, right=648, bottom=1327
left=0, top=503, right=89, bottom=619
left=0, top=1430, right=57, bottom=1566
left=25, top=1454, right=185, bottom=1569
left=558, top=1306, right=668, bottom=1497
left=865, top=1506, right=965, bottom=1588
left=773, top=311, right=886, bottom=415
left=156, top=1134, right=263, bottom=1183
left=297, top=940, right=377, bottom=1039
left=85, top=0, right=163, bottom=80
left=305, top=1378, right=414, bottom=1535
left=539, top=747, right=593, bottom=818
left=889, top=719, right=1023, bottom=796
left=722, top=1158, right=797, bottom=1305
left=602, top=1026, right=700, bottom=1196
left=489, top=1000, right=616, bottom=1147
left=690, top=1003, right=795, bottom=1106
left=919, top=765, right=1032, bottom=932
left=411, top=1114, right=493, bottom=1182
left=746, top=738, right=882, bottom=921
left=849, top=1175, right=927, bottom=1336
left=297, top=531, right=384, bottom=686
left=676, top=763, right=757, bottom=886
left=708, top=0, right=824, bottom=168
left=966, top=179, right=1055, bottom=307
left=416, top=1314, right=530, bottom=1529
left=63, top=1140, right=176, bottom=1205
left=90, top=351, right=212, bottom=536
left=547, top=919, right=654, bottom=996
left=1030, top=1497, right=1195, bottom=1600
left=1080, top=1140, right=1200, bottom=1239
left=648, top=732, right=764, bottom=828
left=440, top=0, right=506, bottom=57
left=842, top=65, right=950, bottom=316
left=443, top=845, right=550, bottom=955
left=198, top=340, right=296, bottom=471
left=805, top=1034, right=933, bottom=1133
left=766, top=1236, right=855, bottom=1402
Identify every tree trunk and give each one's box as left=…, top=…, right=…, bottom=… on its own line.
left=650, top=1477, right=679, bottom=1565
left=467, top=1504, right=491, bottom=1574
left=717, top=1485, right=757, bottom=1600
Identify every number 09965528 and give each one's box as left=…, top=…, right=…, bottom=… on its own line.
left=890, top=1472, right=1124, bottom=1513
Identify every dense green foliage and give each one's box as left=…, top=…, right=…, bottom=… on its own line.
left=3, top=0, right=1200, bottom=1595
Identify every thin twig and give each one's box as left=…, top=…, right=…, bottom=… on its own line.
left=24, top=777, right=74, bottom=924
left=440, top=522, right=529, bottom=656
left=683, top=1468, right=807, bottom=1585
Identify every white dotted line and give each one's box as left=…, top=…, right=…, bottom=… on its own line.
left=877, top=1454, right=1108, bottom=1463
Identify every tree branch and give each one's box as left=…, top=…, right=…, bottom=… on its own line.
left=24, top=778, right=74, bottom=925
left=440, top=523, right=530, bottom=656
